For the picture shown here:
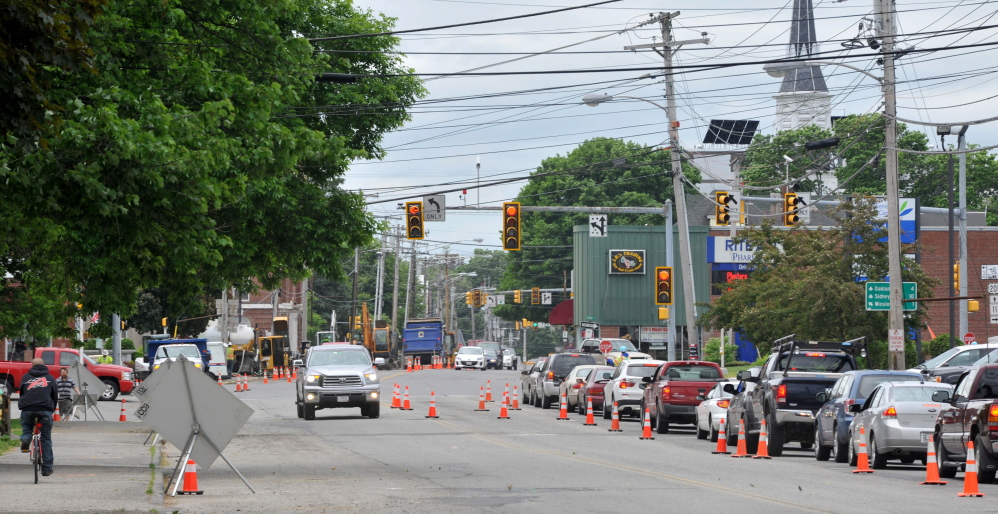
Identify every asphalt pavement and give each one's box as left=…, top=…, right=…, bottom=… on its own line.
left=1, top=369, right=996, bottom=512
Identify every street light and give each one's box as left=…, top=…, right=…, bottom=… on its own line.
left=580, top=92, right=700, bottom=356
left=765, top=57, right=906, bottom=369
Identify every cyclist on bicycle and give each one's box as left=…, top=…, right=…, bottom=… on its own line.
left=18, top=358, right=58, bottom=476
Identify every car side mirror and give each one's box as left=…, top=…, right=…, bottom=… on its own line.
left=815, top=392, right=828, bottom=403
left=736, top=370, right=759, bottom=382
left=521, top=370, right=529, bottom=375
left=847, top=403, right=863, bottom=413
left=931, top=390, right=951, bottom=403
left=292, top=359, right=303, bottom=368
left=641, top=376, right=653, bottom=384
left=695, top=394, right=705, bottom=401
left=722, top=384, right=737, bottom=395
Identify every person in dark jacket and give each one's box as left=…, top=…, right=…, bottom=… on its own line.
left=19, top=358, right=58, bottom=475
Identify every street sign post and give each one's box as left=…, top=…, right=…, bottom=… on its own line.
left=990, top=287, right=998, bottom=324
left=423, top=195, right=445, bottom=221
left=981, top=264, right=998, bottom=280
left=865, top=282, right=917, bottom=311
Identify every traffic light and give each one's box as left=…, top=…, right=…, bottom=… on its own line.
left=531, top=321, right=539, bottom=330
left=953, top=263, right=960, bottom=292
left=513, top=289, right=522, bottom=304
left=472, top=290, right=482, bottom=308
left=466, top=292, right=473, bottom=306
left=783, top=193, right=801, bottom=226
left=969, top=300, right=980, bottom=312
left=515, top=321, right=521, bottom=330
left=715, top=191, right=732, bottom=225
left=405, top=201, right=425, bottom=239
left=658, top=307, right=669, bottom=320
left=161, top=317, right=168, bottom=327
left=522, top=318, right=528, bottom=330
left=502, top=202, right=521, bottom=251
left=655, top=266, right=673, bottom=305
left=531, top=287, right=540, bottom=305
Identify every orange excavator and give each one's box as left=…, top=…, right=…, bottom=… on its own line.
left=358, top=303, right=396, bottom=368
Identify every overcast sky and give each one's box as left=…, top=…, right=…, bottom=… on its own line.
left=346, top=0, right=998, bottom=257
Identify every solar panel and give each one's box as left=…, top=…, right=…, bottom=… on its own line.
left=702, top=120, right=760, bottom=145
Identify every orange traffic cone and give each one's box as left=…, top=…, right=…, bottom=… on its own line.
left=497, top=395, right=510, bottom=420
left=608, top=401, right=623, bottom=432
left=511, top=386, right=521, bottom=410
left=275, top=367, right=281, bottom=380
left=732, top=419, right=751, bottom=457
left=416, top=359, right=421, bottom=371
left=437, top=355, right=443, bottom=369
left=556, top=392, right=570, bottom=420
left=263, top=370, right=269, bottom=385
left=425, top=391, right=440, bottom=419
left=391, top=384, right=401, bottom=409
left=217, top=374, right=223, bottom=386
left=286, top=367, right=292, bottom=383
left=958, top=440, right=985, bottom=497
left=639, top=407, right=655, bottom=440
left=177, top=459, right=204, bottom=495
left=920, top=434, right=947, bottom=485
left=712, top=417, right=731, bottom=454
left=853, top=427, right=874, bottom=473
left=406, top=357, right=413, bottom=373
left=583, top=396, right=597, bottom=426
left=291, top=367, right=297, bottom=380
left=243, top=374, right=250, bottom=392
left=119, top=399, right=127, bottom=422
left=235, top=374, right=243, bottom=393
left=753, top=419, right=772, bottom=459
left=475, top=386, right=489, bottom=411
left=53, top=405, right=61, bottom=422
left=485, top=380, right=493, bottom=402
left=401, top=386, right=412, bottom=411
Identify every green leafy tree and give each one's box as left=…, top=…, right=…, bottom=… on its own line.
left=832, top=114, right=932, bottom=194
left=699, top=197, right=938, bottom=353
left=741, top=124, right=833, bottom=195
left=905, top=144, right=998, bottom=226
left=495, top=137, right=701, bottom=322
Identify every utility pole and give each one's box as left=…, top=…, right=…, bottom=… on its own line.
left=391, top=227, right=401, bottom=340
left=659, top=12, right=703, bottom=357
left=470, top=303, right=476, bottom=341
left=443, top=251, right=450, bottom=333
left=350, top=247, right=359, bottom=341
left=271, top=286, right=279, bottom=335
left=374, top=234, right=386, bottom=319
left=958, top=129, right=969, bottom=338
left=300, top=278, right=308, bottom=350
left=404, top=241, right=417, bottom=324
left=876, top=0, right=905, bottom=370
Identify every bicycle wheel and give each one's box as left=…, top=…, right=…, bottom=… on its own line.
left=32, top=439, right=39, bottom=484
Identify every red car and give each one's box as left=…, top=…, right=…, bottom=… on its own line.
left=577, top=366, right=615, bottom=415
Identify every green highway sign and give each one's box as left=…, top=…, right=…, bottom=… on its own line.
left=865, top=282, right=917, bottom=311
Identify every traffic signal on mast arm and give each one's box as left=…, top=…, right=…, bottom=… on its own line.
left=953, top=263, right=960, bottom=293
left=513, top=289, right=522, bottom=304
left=531, top=287, right=540, bottom=305
left=502, top=202, right=521, bottom=251
left=655, top=267, right=673, bottom=305
left=466, top=292, right=473, bottom=306
left=715, top=191, right=733, bottom=225
left=783, top=192, right=801, bottom=226
left=472, top=290, right=482, bottom=308
left=406, top=201, right=425, bottom=239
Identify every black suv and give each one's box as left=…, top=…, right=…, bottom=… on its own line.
left=530, top=352, right=598, bottom=409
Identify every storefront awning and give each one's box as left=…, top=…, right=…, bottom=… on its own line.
left=548, top=300, right=573, bottom=326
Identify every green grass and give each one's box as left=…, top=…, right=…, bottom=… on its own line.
left=723, top=363, right=753, bottom=378
left=0, top=419, right=25, bottom=456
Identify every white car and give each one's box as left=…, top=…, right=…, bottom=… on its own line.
left=454, top=346, right=486, bottom=371
left=558, top=364, right=603, bottom=410
left=602, top=359, right=665, bottom=419
left=694, top=380, right=740, bottom=442
left=502, top=349, right=518, bottom=370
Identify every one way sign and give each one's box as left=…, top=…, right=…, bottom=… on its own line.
left=589, top=215, right=607, bottom=237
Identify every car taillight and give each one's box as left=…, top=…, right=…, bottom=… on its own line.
left=844, top=399, right=856, bottom=408
left=717, top=399, right=730, bottom=409
left=572, top=383, right=583, bottom=389
left=546, top=371, right=555, bottom=381
left=988, top=403, right=998, bottom=432
left=805, top=352, right=826, bottom=357
left=883, top=406, right=897, bottom=418
left=776, top=384, right=787, bottom=403
left=661, top=387, right=671, bottom=400
left=620, top=380, right=634, bottom=389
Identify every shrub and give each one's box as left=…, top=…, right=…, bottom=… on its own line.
left=926, top=334, right=951, bottom=360
left=120, top=338, right=135, bottom=350
left=704, top=337, right=738, bottom=364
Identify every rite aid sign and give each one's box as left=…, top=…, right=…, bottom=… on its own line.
left=707, top=237, right=760, bottom=264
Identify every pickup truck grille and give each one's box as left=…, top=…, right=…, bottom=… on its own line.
left=319, top=375, right=363, bottom=388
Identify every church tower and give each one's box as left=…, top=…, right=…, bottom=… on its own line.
left=774, top=0, right=832, bottom=131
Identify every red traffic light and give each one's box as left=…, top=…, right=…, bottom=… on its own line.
left=657, top=269, right=670, bottom=281
left=502, top=201, right=521, bottom=251
left=408, top=204, right=421, bottom=215
left=506, top=205, right=518, bottom=216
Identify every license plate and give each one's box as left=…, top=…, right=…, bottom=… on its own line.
left=920, top=432, right=931, bottom=443
left=337, top=395, right=349, bottom=403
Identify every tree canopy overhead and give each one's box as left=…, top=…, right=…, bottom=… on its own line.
left=0, top=0, right=425, bottom=340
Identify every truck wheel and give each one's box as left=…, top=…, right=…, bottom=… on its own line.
left=766, top=413, right=785, bottom=457
left=368, top=403, right=381, bottom=419
left=814, top=426, right=831, bottom=461
left=304, top=404, right=316, bottom=420
left=541, top=394, right=552, bottom=409
left=976, top=434, right=996, bottom=484
left=935, top=434, right=957, bottom=478
left=99, top=379, right=119, bottom=401
left=656, top=407, right=669, bottom=434
left=296, top=401, right=304, bottom=419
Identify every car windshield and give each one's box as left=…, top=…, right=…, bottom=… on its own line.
left=485, top=350, right=497, bottom=358
left=606, top=340, right=637, bottom=352
left=890, top=385, right=951, bottom=402
left=973, top=349, right=998, bottom=366
left=919, top=346, right=966, bottom=369
left=156, top=346, right=201, bottom=360
left=777, top=353, right=853, bottom=372
left=551, top=356, right=596, bottom=376
left=625, top=365, right=660, bottom=378
left=309, top=350, right=371, bottom=366
left=663, top=365, right=721, bottom=380
left=458, top=347, right=483, bottom=355
left=856, top=374, right=920, bottom=399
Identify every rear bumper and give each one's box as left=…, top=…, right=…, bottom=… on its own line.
left=663, top=404, right=697, bottom=422
left=775, top=409, right=816, bottom=425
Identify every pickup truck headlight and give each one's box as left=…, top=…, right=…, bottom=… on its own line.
left=306, top=374, right=320, bottom=383
left=364, top=373, right=378, bottom=382
left=122, top=371, right=133, bottom=381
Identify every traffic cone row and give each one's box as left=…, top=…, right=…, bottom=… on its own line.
left=639, top=407, right=654, bottom=440
left=731, top=419, right=751, bottom=457
left=583, top=396, right=597, bottom=426
left=119, top=399, right=128, bottom=422
left=275, top=367, right=282, bottom=380
left=753, top=419, right=771, bottom=459
left=920, top=434, right=947, bottom=485
left=475, top=386, right=489, bottom=411
left=402, top=386, right=412, bottom=410
left=177, top=459, right=203, bottom=495
left=958, top=441, right=984, bottom=497
left=608, top=401, right=623, bottom=432
left=425, top=391, right=439, bottom=419
left=556, top=392, right=570, bottom=421
left=712, top=417, right=730, bottom=454
left=852, top=427, right=873, bottom=473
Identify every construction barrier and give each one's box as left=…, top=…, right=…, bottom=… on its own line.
left=177, top=459, right=204, bottom=495
left=639, top=407, right=654, bottom=440
left=731, top=419, right=751, bottom=458
left=583, top=396, right=597, bottom=426
left=556, top=392, right=570, bottom=421
left=753, top=419, right=771, bottom=459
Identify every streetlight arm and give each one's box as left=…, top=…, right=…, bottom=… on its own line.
left=582, top=94, right=667, bottom=112
left=803, top=60, right=883, bottom=83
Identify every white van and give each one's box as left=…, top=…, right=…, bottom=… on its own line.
left=207, top=341, right=229, bottom=379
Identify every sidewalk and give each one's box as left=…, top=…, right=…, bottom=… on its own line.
left=0, top=399, right=160, bottom=513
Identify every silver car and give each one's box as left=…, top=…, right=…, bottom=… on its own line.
left=520, top=357, right=547, bottom=405
left=847, top=381, right=954, bottom=468
left=559, top=365, right=602, bottom=410
left=294, top=345, right=382, bottom=420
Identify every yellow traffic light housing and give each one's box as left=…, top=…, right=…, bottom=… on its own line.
left=515, top=321, right=521, bottom=330
left=658, top=307, right=669, bottom=320
left=953, top=263, right=960, bottom=292
left=531, top=287, right=540, bottom=305
left=472, top=290, right=482, bottom=308
left=465, top=292, right=473, bottom=306
left=715, top=191, right=732, bottom=226
left=655, top=267, right=673, bottom=305
left=502, top=202, right=521, bottom=251
left=783, top=193, right=801, bottom=226
left=513, top=289, right=522, bottom=304
left=161, top=317, right=168, bottom=327
left=531, top=321, right=539, bottom=330
left=968, top=300, right=979, bottom=312
left=406, top=201, right=425, bottom=240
